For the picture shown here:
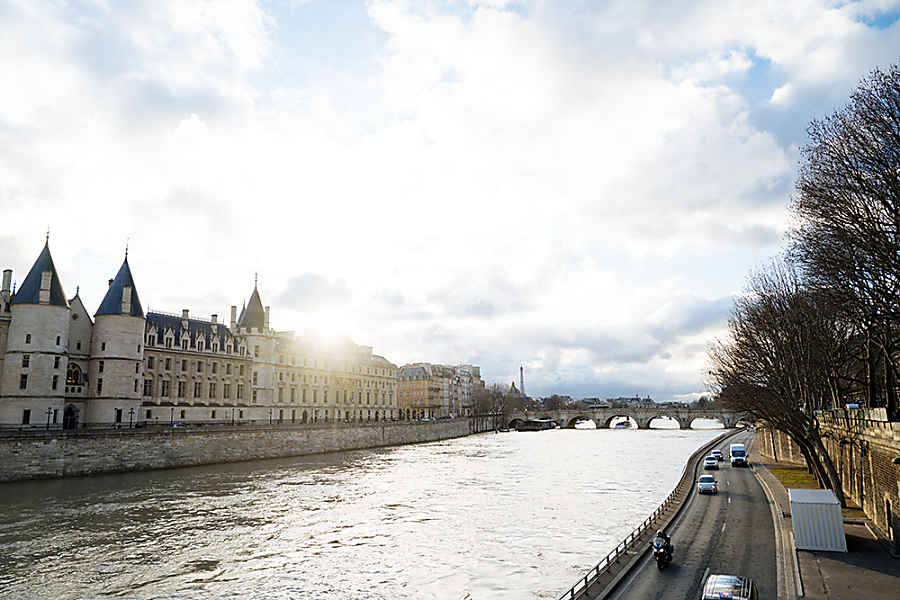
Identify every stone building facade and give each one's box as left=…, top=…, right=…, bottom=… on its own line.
left=398, top=363, right=482, bottom=419
left=0, top=241, right=399, bottom=428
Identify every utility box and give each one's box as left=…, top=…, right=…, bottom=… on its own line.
left=789, top=488, right=847, bottom=552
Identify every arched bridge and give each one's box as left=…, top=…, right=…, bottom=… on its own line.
left=507, top=407, right=742, bottom=430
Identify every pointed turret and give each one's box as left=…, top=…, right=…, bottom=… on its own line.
left=95, top=257, right=144, bottom=317
left=11, top=242, right=68, bottom=307
left=238, top=285, right=265, bottom=331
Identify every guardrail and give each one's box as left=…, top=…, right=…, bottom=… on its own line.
left=557, top=429, right=740, bottom=600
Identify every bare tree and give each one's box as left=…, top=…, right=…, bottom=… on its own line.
left=708, top=260, right=850, bottom=505
left=791, top=64, right=900, bottom=419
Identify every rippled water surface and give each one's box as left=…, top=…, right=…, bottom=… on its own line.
left=0, top=428, right=723, bottom=599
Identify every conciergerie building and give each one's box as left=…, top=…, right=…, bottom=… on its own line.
left=0, top=239, right=400, bottom=429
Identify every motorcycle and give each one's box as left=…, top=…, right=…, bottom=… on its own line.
left=651, top=537, right=673, bottom=570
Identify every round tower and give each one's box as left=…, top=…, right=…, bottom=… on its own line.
left=236, top=280, right=275, bottom=421
left=0, top=241, right=70, bottom=427
left=85, top=255, right=145, bottom=426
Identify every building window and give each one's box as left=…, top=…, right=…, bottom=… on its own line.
left=278, top=387, right=284, bottom=401
left=254, top=345, right=260, bottom=357
left=177, top=381, right=186, bottom=398
left=76, top=341, right=81, bottom=351
left=194, top=382, right=202, bottom=398
left=209, top=382, right=216, bottom=398
left=66, top=363, right=82, bottom=386
left=313, top=389, right=318, bottom=403
left=182, top=359, right=187, bottom=371
left=212, top=362, right=218, bottom=374
left=226, top=345, right=232, bottom=354
left=52, top=375, right=58, bottom=390
left=252, top=390, right=257, bottom=403
left=134, top=379, right=138, bottom=392
left=302, top=388, right=307, bottom=402
left=165, top=337, right=172, bottom=349
left=19, top=373, right=27, bottom=390
left=25, top=333, right=31, bottom=344
left=99, top=360, right=104, bottom=374
left=165, top=358, right=171, bottom=370
left=239, top=365, right=245, bottom=376
left=101, top=342, right=106, bottom=351
left=147, top=356, right=154, bottom=369
left=182, top=339, right=188, bottom=350
left=55, top=335, right=60, bottom=345
left=22, top=409, right=31, bottom=425
left=211, top=409, right=216, bottom=419
left=224, top=383, right=231, bottom=399
left=143, top=379, right=153, bottom=396
left=160, top=380, right=169, bottom=397
left=226, top=363, right=232, bottom=375
left=197, top=362, right=203, bottom=373
left=198, top=341, right=204, bottom=352
left=146, top=409, right=152, bottom=419
left=212, top=343, right=218, bottom=353
left=22, top=354, right=29, bottom=368
left=239, top=410, right=244, bottom=418
left=291, top=387, right=296, bottom=402
left=237, top=384, right=244, bottom=399
left=115, top=408, right=122, bottom=423
left=252, top=371, right=258, bottom=385
left=180, top=410, right=186, bottom=419
left=97, top=378, right=103, bottom=394
left=147, top=335, right=154, bottom=346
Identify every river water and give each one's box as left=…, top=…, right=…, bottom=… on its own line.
left=0, top=427, right=723, bottom=600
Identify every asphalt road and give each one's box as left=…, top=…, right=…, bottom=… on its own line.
left=608, top=430, right=776, bottom=600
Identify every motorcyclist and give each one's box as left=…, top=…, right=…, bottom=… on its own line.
left=652, top=530, right=673, bottom=556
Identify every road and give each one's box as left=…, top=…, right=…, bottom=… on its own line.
left=608, top=430, right=776, bottom=600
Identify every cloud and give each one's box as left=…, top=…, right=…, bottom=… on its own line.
left=276, top=274, right=352, bottom=311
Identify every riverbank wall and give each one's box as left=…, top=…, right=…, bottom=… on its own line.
left=757, top=410, right=900, bottom=542
left=0, top=418, right=480, bottom=482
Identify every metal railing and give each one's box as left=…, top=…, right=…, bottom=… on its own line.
left=557, top=429, right=738, bottom=600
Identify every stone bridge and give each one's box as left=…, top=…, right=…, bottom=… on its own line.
left=507, top=407, right=742, bottom=430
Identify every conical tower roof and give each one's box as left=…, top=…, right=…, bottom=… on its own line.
left=96, top=257, right=144, bottom=317
left=11, top=242, right=69, bottom=307
left=238, top=285, right=265, bottom=330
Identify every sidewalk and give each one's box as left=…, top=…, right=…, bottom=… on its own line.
left=750, top=445, right=900, bottom=599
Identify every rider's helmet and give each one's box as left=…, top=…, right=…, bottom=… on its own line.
left=657, top=530, right=665, bottom=538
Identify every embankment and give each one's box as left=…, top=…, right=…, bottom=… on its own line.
left=0, top=418, right=478, bottom=482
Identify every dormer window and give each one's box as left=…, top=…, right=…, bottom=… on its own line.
left=165, top=337, right=173, bottom=349
left=212, top=343, right=218, bottom=353
left=182, top=339, right=188, bottom=350
left=146, top=335, right=154, bottom=346
left=198, top=340, right=205, bottom=352
left=226, top=345, right=232, bottom=354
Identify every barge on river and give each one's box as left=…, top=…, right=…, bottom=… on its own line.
left=515, top=418, right=556, bottom=432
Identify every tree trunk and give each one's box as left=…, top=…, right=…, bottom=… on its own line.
left=810, top=435, right=847, bottom=507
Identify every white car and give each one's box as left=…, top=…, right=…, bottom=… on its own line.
left=697, top=474, right=718, bottom=494
left=703, top=456, right=719, bottom=470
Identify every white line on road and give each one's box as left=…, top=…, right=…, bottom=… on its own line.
left=728, top=497, right=732, bottom=504
left=722, top=522, right=726, bottom=533
left=703, top=566, right=710, bottom=583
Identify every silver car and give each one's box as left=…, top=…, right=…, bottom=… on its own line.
left=703, top=456, right=719, bottom=470
left=701, top=574, right=758, bottom=600
left=697, top=474, right=718, bottom=494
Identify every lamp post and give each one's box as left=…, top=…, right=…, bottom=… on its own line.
left=269, top=408, right=272, bottom=426
left=170, top=406, right=174, bottom=426
left=128, top=407, right=134, bottom=429
left=232, top=407, right=235, bottom=426
left=46, top=406, right=53, bottom=430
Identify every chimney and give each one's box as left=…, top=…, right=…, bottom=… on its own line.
left=230, top=305, right=237, bottom=329
left=264, top=306, right=270, bottom=329
left=182, top=309, right=189, bottom=319
left=520, top=365, right=525, bottom=397
left=211, top=314, right=217, bottom=324
left=2, top=269, right=11, bottom=294
left=108, top=278, right=113, bottom=288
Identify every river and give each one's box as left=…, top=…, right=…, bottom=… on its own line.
left=0, top=427, right=724, bottom=599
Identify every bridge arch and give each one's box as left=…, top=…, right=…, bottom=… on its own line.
left=565, top=415, right=593, bottom=428
left=644, top=415, right=685, bottom=429
left=687, top=415, right=727, bottom=429
left=603, top=415, right=638, bottom=429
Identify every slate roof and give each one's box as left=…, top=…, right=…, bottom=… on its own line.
left=11, top=242, right=68, bottom=308
left=399, top=365, right=430, bottom=380
left=95, top=258, right=144, bottom=317
left=146, top=312, right=238, bottom=349
left=238, top=286, right=265, bottom=330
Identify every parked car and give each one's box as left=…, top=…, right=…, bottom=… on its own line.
left=711, top=450, right=724, bottom=461
left=701, top=574, right=758, bottom=600
left=697, top=474, right=718, bottom=494
left=703, top=456, right=719, bottom=470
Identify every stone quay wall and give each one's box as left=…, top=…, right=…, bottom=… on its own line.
left=757, top=411, right=900, bottom=542
left=0, top=418, right=480, bottom=482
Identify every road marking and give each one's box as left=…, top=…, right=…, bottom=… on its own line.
left=722, top=522, right=726, bottom=533
left=703, top=566, right=710, bottom=583
left=728, top=497, right=732, bottom=504
left=727, top=480, right=730, bottom=486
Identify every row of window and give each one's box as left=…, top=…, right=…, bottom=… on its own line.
left=146, top=355, right=246, bottom=376
left=143, top=379, right=245, bottom=400
left=146, top=334, right=244, bottom=355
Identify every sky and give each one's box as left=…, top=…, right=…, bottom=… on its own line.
left=2, top=0, right=899, bottom=402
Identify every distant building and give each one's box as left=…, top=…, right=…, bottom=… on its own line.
left=397, top=363, right=483, bottom=419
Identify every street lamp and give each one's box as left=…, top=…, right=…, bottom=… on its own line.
left=128, top=407, right=135, bottom=429
left=269, top=408, right=272, bottom=426
left=232, top=407, right=235, bottom=426
left=170, top=406, right=174, bottom=426
left=46, top=406, right=53, bottom=430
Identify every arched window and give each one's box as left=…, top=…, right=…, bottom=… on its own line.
left=66, top=363, right=82, bottom=386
